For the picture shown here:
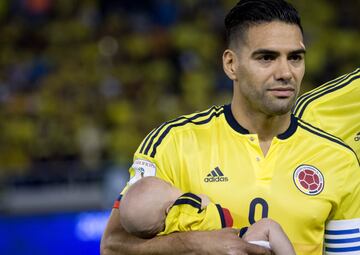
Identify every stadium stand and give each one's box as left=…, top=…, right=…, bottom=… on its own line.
left=0, top=0, right=358, bottom=212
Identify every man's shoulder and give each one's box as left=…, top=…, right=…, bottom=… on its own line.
left=137, top=105, right=225, bottom=158
left=295, top=117, right=358, bottom=162
left=158, top=105, right=225, bottom=135
left=293, top=68, right=360, bottom=118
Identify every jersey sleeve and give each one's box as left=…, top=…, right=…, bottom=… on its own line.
left=324, top=218, right=360, bottom=254
left=324, top=157, right=360, bottom=254
left=296, top=107, right=323, bottom=130
left=331, top=157, right=360, bottom=220
left=117, top=126, right=181, bottom=202
left=158, top=193, right=233, bottom=235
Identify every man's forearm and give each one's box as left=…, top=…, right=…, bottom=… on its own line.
left=101, top=209, right=271, bottom=255
left=100, top=209, right=201, bottom=255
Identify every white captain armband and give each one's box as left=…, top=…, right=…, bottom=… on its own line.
left=324, top=218, right=360, bottom=254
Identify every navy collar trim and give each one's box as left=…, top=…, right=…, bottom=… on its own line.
left=224, top=104, right=249, bottom=134
left=277, top=114, right=298, bottom=140
left=223, top=104, right=297, bottom=140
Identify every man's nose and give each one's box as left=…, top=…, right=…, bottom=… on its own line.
left=274, top=58, right=292, bottom=83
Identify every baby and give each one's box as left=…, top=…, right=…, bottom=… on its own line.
left=119, top=176, right=295, bottom=255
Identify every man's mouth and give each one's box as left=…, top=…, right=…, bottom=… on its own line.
left=268, top=87, right=295, bottom=98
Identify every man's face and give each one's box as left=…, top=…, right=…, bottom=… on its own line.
left=232, top=21, right=305, bottom=116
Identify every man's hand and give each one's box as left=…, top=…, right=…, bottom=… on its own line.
left=186, top=228, right=273, bottom=255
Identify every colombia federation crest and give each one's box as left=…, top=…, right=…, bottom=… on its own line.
left=293, top=165, right=324, bottom=196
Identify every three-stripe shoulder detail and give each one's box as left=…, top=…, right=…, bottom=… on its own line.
left=294, top=68, right=360, bottom=118
left=140, top=106, right=224, bottom=158
left=297, top=119, right=359, bottom=165
left=173, top=193, right=203, bottom=213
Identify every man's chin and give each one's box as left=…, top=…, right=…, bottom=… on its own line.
left=261, top=99, right=293, bottom=115
left=264, top=104, right=293, bottom=116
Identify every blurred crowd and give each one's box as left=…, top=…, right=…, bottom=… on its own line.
left=0, top=0, right=359, bottom=185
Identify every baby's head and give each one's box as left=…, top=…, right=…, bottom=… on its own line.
left=119, top=176, right=182, bottom=238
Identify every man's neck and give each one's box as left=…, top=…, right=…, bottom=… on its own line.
left=230, top=102, right=291, bottom=156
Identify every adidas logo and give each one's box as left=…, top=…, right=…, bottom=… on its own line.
left=355, top=132, right=360, bottom=142
left=204, top=167, right=229, bottom=182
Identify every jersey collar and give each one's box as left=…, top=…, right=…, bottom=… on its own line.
left=223, top=104, right=298, bottom=140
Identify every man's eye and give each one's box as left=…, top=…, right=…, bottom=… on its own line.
left=259, top=55, right=275, bottom=61
left=289, top=55, right=303, bottom=62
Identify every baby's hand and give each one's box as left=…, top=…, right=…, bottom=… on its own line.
left=243, top=219, right=276, bottom=253
left=243, top=218, right=295, bottom=255
left=243, top=218, right=277, bottom=242
left=197, top=194, right=211, bottom=209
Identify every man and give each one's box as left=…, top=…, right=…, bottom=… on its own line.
left=101, top=1, right=360, bottom=254
left=293, top=68, right=360, bottom=159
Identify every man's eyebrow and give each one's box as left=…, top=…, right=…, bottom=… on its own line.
left=251, top=48, right=306, bottom=56
left=290, top=49, right=306, bottom=55
left=251, top=49, right=279, bottom=56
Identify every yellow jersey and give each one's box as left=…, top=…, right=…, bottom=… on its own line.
left=158, top=192, right=233, bottom=235
left=293, top=68, right=360, bottom=159
left=124, top=104, right=360, bottom=255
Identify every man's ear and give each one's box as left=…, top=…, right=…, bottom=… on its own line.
left=223, top=49, right=238, bottom=81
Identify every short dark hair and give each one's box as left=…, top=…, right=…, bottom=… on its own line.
left=225, top=0, right=303, bottom=47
